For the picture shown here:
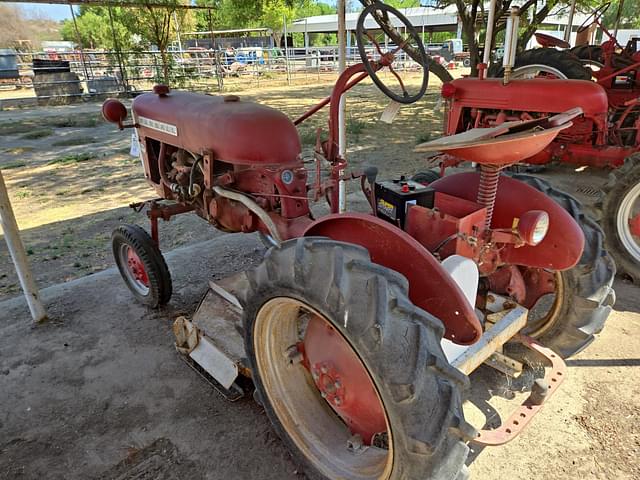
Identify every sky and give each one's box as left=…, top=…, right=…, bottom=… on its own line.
left=8, top=2, right=73, bottom=21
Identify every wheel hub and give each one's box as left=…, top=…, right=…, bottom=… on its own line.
left=303, top=314, right=387, bottom=445
left=126, top=247, right=149, bottom=286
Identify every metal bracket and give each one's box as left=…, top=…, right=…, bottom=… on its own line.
left=471, top=334, right=566, bottom=446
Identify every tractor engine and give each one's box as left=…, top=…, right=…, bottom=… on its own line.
left=442, top=77, right=639, bottom=167
left=127, top=86, right=311, bottom=237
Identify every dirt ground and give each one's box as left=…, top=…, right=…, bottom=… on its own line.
left=0, top=72, right=448, bottom=301
left=0, top=234, right=638, bottom=480
left=1, top=73, right=639, bottom=479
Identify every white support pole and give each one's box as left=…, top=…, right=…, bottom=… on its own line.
left=283, top=14, right=291, bottom=86
left=0, top=170, right=47, bottom=323
left=173, top=11, right=187, bottom=79
left=482, top=0, right=498, bottom=66
left=337, top=0, right=347, bottom=213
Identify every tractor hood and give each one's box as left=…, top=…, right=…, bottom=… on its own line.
left=447, top=78, right=608, bottom=117
left=132, top=90, right=301, bottom=166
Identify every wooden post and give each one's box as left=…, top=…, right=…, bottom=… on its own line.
left=0, top=170, right=47, bottom=323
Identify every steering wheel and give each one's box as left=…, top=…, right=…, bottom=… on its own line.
left=356, top=2, right=429, bottom=104
left=577, top=2, right=610, bottom=34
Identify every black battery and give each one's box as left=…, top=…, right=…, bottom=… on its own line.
left=374, top=177, right=435, bottom=228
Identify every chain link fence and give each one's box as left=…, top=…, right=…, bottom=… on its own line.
left=0, top=45, right=407, bottom=108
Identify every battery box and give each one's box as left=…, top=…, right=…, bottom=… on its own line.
left=375, top=177, right=435, bottom=228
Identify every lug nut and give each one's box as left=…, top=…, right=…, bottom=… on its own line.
left=334, top=397, right=342, bottom=406
left=285, top=345, right=303, bottom=364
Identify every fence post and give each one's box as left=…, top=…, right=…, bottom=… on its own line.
left=283, top=14, right=291, bottom=86
left=207, top=8, right=223, bottom=92
left=108, top=6, right=130, bottom=93
left=69, top=5, right=91, bottom=93
left=0, top=170, right=47, bottom=323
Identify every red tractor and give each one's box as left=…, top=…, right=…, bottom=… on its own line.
left=439, top=3, right=640, bottom=283
left=102, top=4, right=614, bottom=479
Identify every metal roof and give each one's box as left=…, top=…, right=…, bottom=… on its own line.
left=288, top=6, right=460, bottom=34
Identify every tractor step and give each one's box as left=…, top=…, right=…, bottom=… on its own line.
left=173, top=272, right=250, bottom=399
left=471, top=334, right=567, bottom=446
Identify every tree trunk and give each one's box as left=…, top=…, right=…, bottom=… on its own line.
left=160, top=47, right=170, bottom=84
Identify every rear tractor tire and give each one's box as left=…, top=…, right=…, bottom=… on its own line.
left=513, top=175, right=615, bottom=358
left=244, top=237, right=472, bottom=480
left=112, top=224, right=172, bottom=308
left=489, top=48, right=592, bottom=80
left=599, top=156, right=640, bottom=283
left=411, top=169, right=441, bottom=185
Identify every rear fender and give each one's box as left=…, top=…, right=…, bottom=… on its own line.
left=430, top=173, right=584, bottom=270
left=303, top=213, right=482, bottom=345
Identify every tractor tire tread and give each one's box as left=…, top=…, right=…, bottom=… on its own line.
left=512, top=175, right=615, bottom=357
left=244, top=237, right=470, bottom=480
left=111, top=224, right=172, bottom=307
left=489, top=48, right=592, bottom=80
left=598, top=155, right=640, bottom=283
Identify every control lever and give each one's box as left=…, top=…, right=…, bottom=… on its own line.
left=363, top=166, right=379, bottom=213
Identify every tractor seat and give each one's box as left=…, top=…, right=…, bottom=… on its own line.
left=535, top=33, right=570, bottom=49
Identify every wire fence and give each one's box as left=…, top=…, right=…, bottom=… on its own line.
left=0, top=45, right=423, bottom=107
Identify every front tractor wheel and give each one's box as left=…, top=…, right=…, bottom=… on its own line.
left=112, top=224, right=172, bottom=308
left=513, top=175, right=615, bottom=358
left=244, top=238, right=471, bottom=480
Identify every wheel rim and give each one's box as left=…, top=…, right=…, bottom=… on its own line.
left=522, top=271, right=564, bottom=338
left=253, top=297, right=393, bottom=480
left=511, top=64, right=568, bottom=79
left=617, top=182, right=640, bottom=263
left=119, top=244, right=150, bottom=295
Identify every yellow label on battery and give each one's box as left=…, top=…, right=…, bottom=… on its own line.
left=377, top=198, right=396, bottom=218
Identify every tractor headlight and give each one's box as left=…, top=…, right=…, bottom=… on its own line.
left=517, top=210, right=550, bottom=246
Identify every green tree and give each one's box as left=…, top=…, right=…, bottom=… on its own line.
left=60, top=7, right=132, bottom=50
left=195, top=0, right=332, bottom=45
left=436, top=0, right=597, bottom=76
left=602, top=1, right=640, bottom=30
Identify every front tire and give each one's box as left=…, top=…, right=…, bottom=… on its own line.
left=112, top=224, right=172, bottom=307
left=244, top=237, right=471, bottom=480
left=513, top=175, right=615, bottom=358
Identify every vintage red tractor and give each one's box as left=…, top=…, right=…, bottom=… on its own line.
left=437, top=3, right=640, bottom=283
left=102, top=3, right=614, bottom=479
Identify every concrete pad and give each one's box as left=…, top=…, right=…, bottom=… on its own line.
left=0, top=233, right=299, bottom=480
left=1, top=231, right=639, bottom=480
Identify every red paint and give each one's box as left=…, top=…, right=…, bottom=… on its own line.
left=126, top=247, right=149, bottom=286
left=430, top=173, right=584, bottom=271
left=102, top=98, right=127, bottom=128
left=534, top=33, right=570, bottom=49
left=405, top=193, right=486, bottom=260
left=487, top=266, right=526, bottom=304
left=520, top=268, right=557, bottom=310
left=304, top=213, right=482, bottom=345
left=133, top=91, right=301, bottom=166
left=445, top=78, right=609, bottom=134
left=303, top=314, right=386, bottom=445
left=630, top=213, right=640, bottom=237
